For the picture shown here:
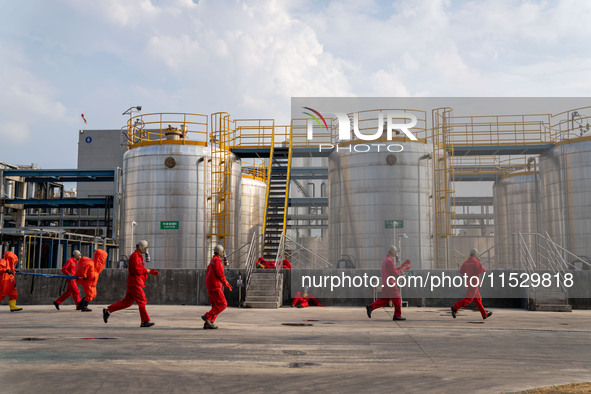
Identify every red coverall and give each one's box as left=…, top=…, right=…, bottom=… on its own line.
left=75, top=249, right=107, bottom=302
left=452, top=256, right=487, bottom=318
left=204, top=255, right=231, bottom=323
left=291, top=290, right=325, bottom=308
left=107, top=250, right=150, bottom=322
left=54, top=257, right=82, bottom=305
left=0, top=251, right=19, bottom=302
left=369, top=255, right=404, bottom=317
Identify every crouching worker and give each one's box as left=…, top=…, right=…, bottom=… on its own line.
left=202, top=244, right=232, bottom=329
left=103, top=240, right=157, bottom=327
left=75, top=249, right=108, bottom=312
left=0, top=251, right=23, bottom=312
left=53, top=250, right=82, bottom=310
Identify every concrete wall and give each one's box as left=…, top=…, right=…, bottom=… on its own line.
left=5, top=269, right=591, bottom=309
left=9, top=269, right=248, bottom=307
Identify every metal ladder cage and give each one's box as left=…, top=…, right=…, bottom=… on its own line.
left=432, top=107, right=454, bottom=269
left=208, top=113, right=233, bottom=260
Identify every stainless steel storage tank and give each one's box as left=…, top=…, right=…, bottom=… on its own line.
left=237, top=173, right=266, bottom=266
left=121, top=117, right=242, bottom=268
left=328, top=139, right=433, bottom=269
left=493, top=173, right=540, bottom=268
left=539, top=138, right=591, bottom=261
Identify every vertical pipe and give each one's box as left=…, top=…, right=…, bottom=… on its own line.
left=37, top=231, right=43, bottom=268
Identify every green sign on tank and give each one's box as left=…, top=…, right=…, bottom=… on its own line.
left=160, top=221, right=179, bottom=230
left=384, top=220, right=403, bottom=229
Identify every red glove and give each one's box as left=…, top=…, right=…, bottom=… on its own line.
left=225, top=282, right=233, bottom=292
left=150, top=269, right=159, bottom=276
left=401, top=259, right=411, bottom=271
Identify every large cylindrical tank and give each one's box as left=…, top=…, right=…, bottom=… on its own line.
left=493, top=173, right=540, bottom=268
left=539, top=139, right=591, bottom=261
left=237, top=174, right=266, bottom=266
left=122, top=144, right=241, bottom=268
left=328, top=141, right=433, bottom=269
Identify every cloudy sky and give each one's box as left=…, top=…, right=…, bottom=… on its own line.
left=1, top=0, right=591, bottom=168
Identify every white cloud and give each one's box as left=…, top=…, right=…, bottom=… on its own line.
left=3, top=0, right=591, bottom=168
left=0, top=43, right=69, bottom=146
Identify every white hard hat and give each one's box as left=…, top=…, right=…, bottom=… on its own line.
left=469, top=248, right=479, bottom=257
left=388, top=245, right=398, bottom=256
left=214, top=244, right=224, bottom=256
left=72, top=250, right=81, bottom=259
left=137, top=240, right=149, bottom=254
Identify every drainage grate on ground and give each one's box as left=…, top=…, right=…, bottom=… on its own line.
left=283, top=350, right=306, bottom=356
left=22, top=338, right=46, bottom=341
left=282, top=323, right=313, bottom=327
left=289, top=362, right=321, bottom=368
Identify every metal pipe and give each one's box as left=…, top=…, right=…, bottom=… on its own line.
left=197, top=156, right=205, bottom=268
left=418, top=153, right=432, bottom=269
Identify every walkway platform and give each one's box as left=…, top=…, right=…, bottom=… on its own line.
left=1, top=306, right=590, bottom=393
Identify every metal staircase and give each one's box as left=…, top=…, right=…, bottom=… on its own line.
left=242, top=233, right=283, bottom=308
left=262, top=145, right=292, bottom=260
left=481, top=232, right=587, bottom=312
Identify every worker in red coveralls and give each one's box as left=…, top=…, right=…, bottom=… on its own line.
left=202, top=244, right=232, bottom=329
left=75, top=249, right=107, bottom=312
left=451, top=249, right=492, bottom=320
left=365, top=246, right=411, bottom=321
left=53, top=250, right=82, bottom=310
left=103, top=240, right=157, bottom=327
left=0, top=251, right=23, bottom=312
left=292, top=288, right=325, bottom=308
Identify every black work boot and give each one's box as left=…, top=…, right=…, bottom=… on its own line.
left=201, top=315, right=215, bottom=329
left=53, top=301, right=60, bottom=310
left=140, top=321, right=155, bottom=327
left=366, top=305, right=372, bottom=319
left=393, top=316, right=406, bottom=321
left=80, top=300, right=92, bottom=312
left=451, top=307, right=457, bottom=319
left=483, top=311, right=493, bottom=320
left=103, top=308, right=110, bottom=323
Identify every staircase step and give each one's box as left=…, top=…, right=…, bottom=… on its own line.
left=243, top=301, right=281, bottom=309
left=536, top=298, right=569, bottom=305
left=535, top=304, right=572, bottom=312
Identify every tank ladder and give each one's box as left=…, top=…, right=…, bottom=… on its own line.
left=261, top=127, right=293, bottom=260
left=209, top=113, right=233, bottom=258
left=432, top=108, right=455, bottom=269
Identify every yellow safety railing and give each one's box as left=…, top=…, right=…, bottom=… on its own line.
left=551, top=106, right=591, bottom=142
left=125, top=112, right=209, bottom=149
left=445, top=113, right=552, bottom=147
left=242, top=163, right=268, bottom=181
left=232, top=119, right=276, bottom=148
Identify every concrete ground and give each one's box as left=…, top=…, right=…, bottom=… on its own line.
left=0, top=305, right=590, bottom=394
